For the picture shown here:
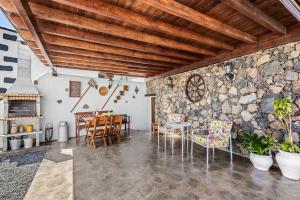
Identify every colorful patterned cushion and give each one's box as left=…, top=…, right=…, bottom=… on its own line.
left=167, top=114, right=185, bottom=123
left=192, top=120, right=233, bottom=148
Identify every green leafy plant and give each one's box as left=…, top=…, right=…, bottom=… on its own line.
left=279, top=141, right=300, bottom=154
left=241, top=131, right=274, bottom=155
left=274, top=97, right=300, bottom=153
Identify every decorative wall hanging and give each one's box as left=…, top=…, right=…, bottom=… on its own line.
left=83, top=104, right=89, bottom=109
left=185, top=74, right=206, bottom=103
left=120, top=91, right=124, bottom=96
left=114, top=100, right=118, bottom=103
left=135, top=86, right=139, bottom=94
left=69, top=81, right=81, bottom=97
left=132, top=95, right=136, bottom=99
left=57, top=100, right=62, bottom=104
left=117, top=96, right=121, bottom=100
left=224, top=62, right=234, bottom=81
left=123, top=85, right=129, bottom=91
left=70, top=79, right=97, bottom=112
left=99, top=86, right=108, bottom=96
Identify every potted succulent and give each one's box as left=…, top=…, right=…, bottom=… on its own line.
left=242, top=131, right=274, bottom=171
left=274, top=97, right=300, bottom=180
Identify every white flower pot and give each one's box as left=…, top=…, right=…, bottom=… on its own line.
left=276, top=150, right=300, bottom=180
left=249, top=152, right=273, bottom=171
left=23, top=138, right=33, bottom=149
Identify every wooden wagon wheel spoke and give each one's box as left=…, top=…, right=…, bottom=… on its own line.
left=185, top=74, right=205, bottom=103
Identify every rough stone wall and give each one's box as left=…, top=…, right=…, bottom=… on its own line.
left=147, top=41, right=300, bottom=145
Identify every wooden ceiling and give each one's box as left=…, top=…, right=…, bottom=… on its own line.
left=0, top=0, right=300, bottom=78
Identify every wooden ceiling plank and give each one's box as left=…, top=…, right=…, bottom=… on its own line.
left=11, top=0, right=54, bottom=69
left=29, top=2, right=215, bottom=56
left=42, top=34, right=188, bottom=64
left=147, top=24, right=300, bottom=81
left=37, top=22, right=200, bottom=60
left=222, top=0, right=286, bottom=34
left=0, top=0, right=18, bottom=13
left=53, top=61, right=159, bottom=75
left=142, top=0, right=257, bottom=43
left=46, top=45, right=179, bottom=67
left=49, top=53, right=173, bottom=70
left=51, top=57, right=169, bottom=71
left=51, top=0, right=233, bottom=50
left=54, top=64, right=152, bottom=77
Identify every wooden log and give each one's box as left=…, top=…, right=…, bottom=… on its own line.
left=46, top=44, right=182, bottom=67
left=37, top=22, right=201, bottom=60
left=142, top=0, right=257, bottom=43
left=50, top=54, right=173, bottom=70
left=51, top=0, right=234, bottom=50
left=222, top=0, right=286, bottom=34
left=29, top=2, right=216, bottom=56
left=42, top=34, right=188, bottom=64
left=12, top=0, right=54, bottom=69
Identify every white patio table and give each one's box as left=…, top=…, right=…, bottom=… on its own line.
left=164, top=122, right=191, bottom=158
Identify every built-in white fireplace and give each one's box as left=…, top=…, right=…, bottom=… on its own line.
left=0, top=41, right=42, bottom=151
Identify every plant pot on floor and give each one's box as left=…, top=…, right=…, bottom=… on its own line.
left=250, top=152, right=273, bottom=171
left=23, top=138, right=33, bottom=148
left=276, top=150, right=300, bottom=180
left=9, top=138, right=21, bottom=150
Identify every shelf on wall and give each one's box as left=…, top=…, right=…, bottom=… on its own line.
left=0, top=116, right=43, bottom=121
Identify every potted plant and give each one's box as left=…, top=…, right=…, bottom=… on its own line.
left=274, top=97, right=300, bottom=180
left=241, top=131, right=274, bottom=171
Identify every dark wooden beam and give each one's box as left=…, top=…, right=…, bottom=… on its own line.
left=147, top=24, right=300, bottom=81
left=54, top=64, right=153, bottom=77
left=53, top=60, right=162, bottom=73
left=51, top=0, right=234, bottom=50
left=37, top=21, right=200, bottom=60
left=42, top=34, right=188, bottom=64
left=29, top=2, right=216, bottom=56
left=142, top=0, right=257, bottom=43
left=222, top=0, right=286, bottom=34
left=11, top=0, right=54, bottom=69
left=53, top=62, right=158, bottom=77
left=50, top=56, right=170, bottom=71
left=49, top=52, right=173, bottom=69
left=46, top=45, right=180, bottom=67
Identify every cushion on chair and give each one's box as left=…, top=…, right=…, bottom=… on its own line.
left=192, top=120, right=233, bottom=148
left=167, top=113, right=185, bottom=123
left=159, top=126, right=181, bottom=135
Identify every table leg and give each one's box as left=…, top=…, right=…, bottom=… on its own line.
left=181, top=127, right=184, bottom=160
left=36, top=133, right=40, bottom=147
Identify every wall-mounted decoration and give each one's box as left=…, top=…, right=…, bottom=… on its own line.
left=114, top=100, right=118, bottom=103
left=224, top=62, right=234, bottom=81
left=83, top=104, right=89, bottom=109
left=117, top=96, right=121, bottom=100
left=99, top=86, right=108, bottom=96
left=123, top=85, right=129, bottom=91
left=65, top=88, right=68, bottom=92
left=57, top=100, right=62, bottom=104
left=132, top=95, right=135, bottom=99
left=69, top=81, right=81, bottom=97
left=33, top=80, right=38, bottom=85
left=125, top=100, right=128, bottom=103
left=108, top=78, right=113, bottom=89
left=135, top=86, right=139, bottom=94
left=167, top=77, right=174, bottom=89
left=120, top=90, right=124, bottom=96
left=70, top=79, right=97, bottom=113
left=185, top=74, right=206, bottom=103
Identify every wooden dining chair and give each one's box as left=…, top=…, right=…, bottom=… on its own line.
left=108, top=115, right=122, bottom=144
left=87, top=115, right=109, bottom=148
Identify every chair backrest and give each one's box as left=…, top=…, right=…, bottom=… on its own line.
left=109, top=115, right=122, bottom=134
left=167, top=113, right=185, bottom=123
left=93, top=115, right=109, bottom=134
left=208, top=120, right=233, bottom=137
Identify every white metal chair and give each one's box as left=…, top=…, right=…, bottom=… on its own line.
left=191, top=120, right=233, bottom=165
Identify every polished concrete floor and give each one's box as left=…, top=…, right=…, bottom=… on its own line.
left=43, top=131, right=300, bottom=200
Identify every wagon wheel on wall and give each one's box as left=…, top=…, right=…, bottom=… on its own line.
left=185, top=74, right=206, bottom=103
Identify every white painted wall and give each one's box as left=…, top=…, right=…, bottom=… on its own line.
left=36, top=73, right=151, bottom=140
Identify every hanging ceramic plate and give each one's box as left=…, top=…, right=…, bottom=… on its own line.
left=99, top=86, right=108, bottom=96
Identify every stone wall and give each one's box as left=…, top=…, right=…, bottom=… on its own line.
left=147, top=41, right=300, bottom=151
